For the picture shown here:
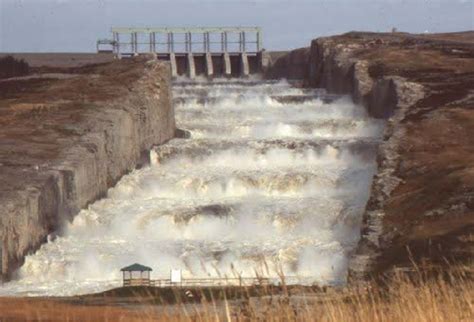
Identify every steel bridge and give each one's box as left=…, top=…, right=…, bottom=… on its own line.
left=97, top=27, right=265, bottom=78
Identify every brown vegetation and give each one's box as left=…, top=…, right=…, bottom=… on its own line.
left=0, top=267, right=472, bottom=321
left=357, top=32, right=474, bottom=274
left=0, top=56, right=29, bottom=79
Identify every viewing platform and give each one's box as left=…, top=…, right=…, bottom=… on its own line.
left=120, top=263, right=276, bottom=288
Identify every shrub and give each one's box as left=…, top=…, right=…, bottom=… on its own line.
left=0, top=55, right=30, bottom=79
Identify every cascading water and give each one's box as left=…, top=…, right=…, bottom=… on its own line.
left=0, top=79, right=384, bottom=296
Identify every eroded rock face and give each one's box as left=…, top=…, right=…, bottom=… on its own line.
left=264, top=48, right=311, bottom=80
left=266, top=32, right=474, bottom=278
left=0, top=59, right=175, bottom=280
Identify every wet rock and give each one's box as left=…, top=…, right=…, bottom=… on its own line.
left=175, top=128, right=192, bottom=139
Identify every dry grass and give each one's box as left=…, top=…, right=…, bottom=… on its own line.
left=0, top=267, right=472, bottom=321
left=0, top=298, right=151, bottom=322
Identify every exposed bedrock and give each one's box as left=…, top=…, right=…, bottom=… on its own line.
left=264, top=48, right=310, bottom=80
left=0, top=58, right=175, bottom=280
left=266, top=31, right=474, bottom=278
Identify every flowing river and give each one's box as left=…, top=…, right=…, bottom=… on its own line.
left=0, top=79, right=384, bottom=296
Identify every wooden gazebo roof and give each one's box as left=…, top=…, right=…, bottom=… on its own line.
left=120, top=263, right=153, bottom=272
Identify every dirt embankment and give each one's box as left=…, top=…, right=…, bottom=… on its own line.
left=0, top=56, right=175, bottom=280
left=267, top=31, right=474, bottom=277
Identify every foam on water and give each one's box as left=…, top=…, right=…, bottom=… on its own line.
left=0, top=79, right=384, bottom=296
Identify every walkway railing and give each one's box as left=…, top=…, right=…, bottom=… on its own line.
left=102, top=27, right=262, bottom=56
left=150, top=277, right=271, bottom=288
left=123, top=278, right=153, bottom=287
left=122, top=276, right=299, bottom=288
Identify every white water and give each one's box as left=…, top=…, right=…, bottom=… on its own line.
left=0, top=79, right=384, bottom=296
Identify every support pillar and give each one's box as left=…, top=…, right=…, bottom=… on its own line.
left=115, top=33, right=121, bottom=59
left=185, top=33, right=188, bottom=52
left=135, top=32, right=139, bottom=55
left=239, top=32, right=243, bottom=52
left=207, top=32, right=211, bottom=52
left=221, top=33, right=225, bottom=52
left=169, top=53, right=178, bottom=78
left=112, top=32, right=116, bottom=54
left=205, top=52, right=213, bottom=78
left=132, top=32, right=138, bottom=56
left=149, top=33, right=156, bottom=53
left=240, top=52, right=249, bottom=77
left=187, top=53, right=196, bottom=79
left=204, top=31, right=213, bottom=78
left=223, top=52, right=231, bottom=77
left=168, top=33, right=174, bottom=53
left=240, top=31, right=248, bottom=76
left=223, top=32, right=228, bottom=52
left=241, top=32, right=246, bottom=53
left=149, top=33, right=152, bottom=53
left=204, top=32, right=211, bottom=52
left=186, top=32, right=192, bottom=53
left=257, top=30, right=262, bottom=52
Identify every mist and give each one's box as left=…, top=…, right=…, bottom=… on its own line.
left=0, top=79, right=383, bottom=296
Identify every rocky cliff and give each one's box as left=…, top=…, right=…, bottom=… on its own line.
left=267, top=31, right=474, bottom=278
left=264, top=48, right=310, bottom=80
left=0, top=57, right=175, bottom=280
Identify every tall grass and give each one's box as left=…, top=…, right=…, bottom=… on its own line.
left=0, top=266, right=472, bottom=321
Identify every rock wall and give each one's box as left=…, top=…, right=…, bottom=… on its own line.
left=264, top=48, right=310, bottom=80
left=267, top=35, right=425, bottom=278
left=266, top=32, right=474, bottom=278
left=302, top=37, right=422, bottom=278
left=303, top=36, right=426, bottom=277
left=0, top=59, right=175, bottom=280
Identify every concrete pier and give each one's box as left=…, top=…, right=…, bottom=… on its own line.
left=240, top=53, right=250, bottom=77
left=187, top=53, right=196, bottom=79
left=169, top=53, right=178, bottom=78
left=223, top=53, right=232, bottom=77
left=205, top=52, right=213, bottom=77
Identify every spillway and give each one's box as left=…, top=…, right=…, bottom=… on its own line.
left=0, top=79, right=384, bottom=296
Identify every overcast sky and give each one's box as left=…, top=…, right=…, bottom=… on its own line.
left=0, top=0, right=473, bottom=52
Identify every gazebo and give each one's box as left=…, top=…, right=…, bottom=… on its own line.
left=121, top=263, right=153, bottom=287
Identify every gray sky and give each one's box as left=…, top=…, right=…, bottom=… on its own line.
left=0, top=0, right=473, bottom=52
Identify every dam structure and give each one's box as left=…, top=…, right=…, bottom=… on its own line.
left=0, top=77, right=384, bottom=296
left=98, top=27, right=264, bottom=78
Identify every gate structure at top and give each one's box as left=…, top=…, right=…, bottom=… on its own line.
left=98, top=27, right=264, bottom=78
